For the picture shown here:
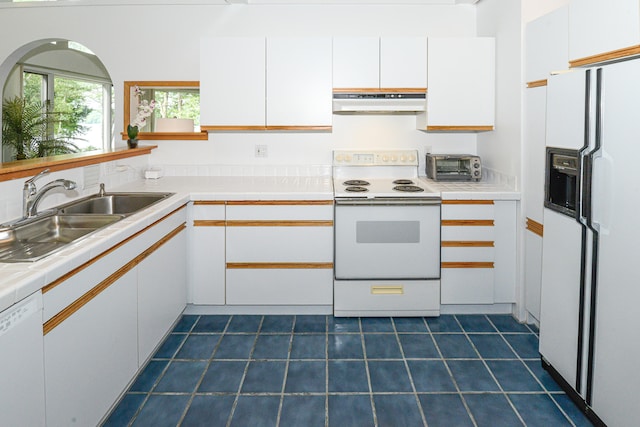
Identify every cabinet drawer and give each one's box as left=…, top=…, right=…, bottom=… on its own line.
left=226, top=268, right=333, bottom=305
left=441, top=246, right=494, bottom=262
left=441, top=226, right=494, bottom=241
left=190, top=202, right=225, bottom=221
left=226, top=202, right=333, bottom=221
left=441, top=268, right=494, bottom=305
left=334, top=280, right=440, bottom=316
left=226, top=226, right=333, bottom=262
left=442, top=202, right=494, bottom=220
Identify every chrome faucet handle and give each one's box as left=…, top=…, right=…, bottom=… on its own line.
left=24, top=168, right=50, bottom=187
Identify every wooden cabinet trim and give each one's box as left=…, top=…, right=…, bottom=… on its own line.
left=193, top=220, right=225, bottom=227
left=441, top=261, right=494, bottom=269
left=441, top=219, right=495, bottom=227
left=526, top=217, right=544, bottom=237
left=202, top=125, right=332, bottom=132
left=0, top=146, right=156, bottom=183
left=193, top=201, right=226, bottom=206
left=226, top=220, right=333, bottom=227
left=526, top=79, right=548, bottom=88
left=441, top=241, right=495, bottom=247
left=226, top=262, right=333, bottom=269
left=442, top=200, right=494, bottom=205
left=570, top=44, right=640, bottom=68
left=227, top=200, right=333, bottom=206
left=426, top=125, right=494, bottom=132
left=43, top=223, right=186, bottom=335
left=43, top=204, right=187, bottom=294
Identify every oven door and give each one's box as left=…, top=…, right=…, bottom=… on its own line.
left=334, top=198, right=441, bottom=280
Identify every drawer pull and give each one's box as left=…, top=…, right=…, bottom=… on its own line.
left=371, top=286, right=404, bottom=295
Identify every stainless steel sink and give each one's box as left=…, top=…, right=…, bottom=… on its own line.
left=0, top=214, right=124, bottom=262
left=0, top=191, right=174, bottom=262
left=58, top=192, right=173, bottom=216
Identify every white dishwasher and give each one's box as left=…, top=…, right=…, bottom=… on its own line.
left=0, top=291, right=45, bottom=426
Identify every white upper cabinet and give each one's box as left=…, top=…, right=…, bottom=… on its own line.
left=333, top=37, right=380, bottom=89
left=569, top=0, right=640, bottom=67
left=332, top=36, right=427, bottom=90
left=419, top=37, right=495, bottom=131
left=380, top=37, right=428, bottom=89
left=200, top=37, right=266, bottom=129
left=525, top=6, right=569, bottom=83
left=266, top=37, right=333, bottom=128
left=200, top=36, right=332, bottom=130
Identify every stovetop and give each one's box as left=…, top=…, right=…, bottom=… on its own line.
left=332, top=150, right=439, bottom=199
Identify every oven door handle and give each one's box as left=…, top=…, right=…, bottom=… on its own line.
left=335, top=198, right=441, bottom=206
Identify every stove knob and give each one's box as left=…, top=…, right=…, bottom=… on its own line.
left=391, top=155, right=397, bottom=162
left=345, top=155, right=352, bottom=162
left=382, top=155, right=389, bottom=162
left=336, top=155, right=344, bottom=162
left=400, top=155, right=406, bottom=162
left=408, top=155, right=416, bottom=162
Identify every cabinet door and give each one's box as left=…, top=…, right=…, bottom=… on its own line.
left=200, top=37, right=266, bottom=128
left=524, top=85, right=547, bottom=223
left=569, top=0, right=640, bottom=66
left=423, top=37, right=495, bottom=130
left=44, top=270, right=138, bottom=427
left=524, top=229, right=543, bottom=321
left=189, top=202, right=226, bottom=305
left=380, top=36, right=427, bottom=89
left=333, top=36, right=379, bottom=89
left=525, top=6, right=569, bottom=83
left=266, top=37, right=333, bottom=127
left=138, top=228, right=187, bottom=364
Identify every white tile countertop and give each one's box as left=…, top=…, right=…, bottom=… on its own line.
left=0, top=174, right=519, bottom=312
left=420, top=178, right=521, bottom=200
left=0, top=176, right=334, bottom=312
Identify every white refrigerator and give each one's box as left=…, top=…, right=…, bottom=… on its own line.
left=540, top=58, right=640, bottom=427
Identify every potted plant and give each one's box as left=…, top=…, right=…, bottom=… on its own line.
left=2, top=96, right=78, bottom=160
left=126, top=86, right=156, bottom=148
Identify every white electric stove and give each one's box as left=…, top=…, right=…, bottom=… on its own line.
left=332, top=150, right=442, bottom=317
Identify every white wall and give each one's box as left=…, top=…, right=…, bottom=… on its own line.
left=0, top=2, right=479, bottom=174
left=476, top=0, right=522, bottom=184
left=522, top=0, right=571, bottom=23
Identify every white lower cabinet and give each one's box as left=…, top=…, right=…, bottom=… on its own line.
left=225, top=201, right=334, bottom=306
left=42, top=205, right=187, bottom=426
left=524, top=228, right=543, bottom=321
left=44, top=269, right=139, bottom=427
left=188, top=202, right=226, bottom=305
left=138, top=227, right=187, bottom=364
left=440, top=200, right=516, bottom=305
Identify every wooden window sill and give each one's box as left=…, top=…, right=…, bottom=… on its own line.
left=0, top=145, right=157, bottom=182
left=120, top=132, right=208, bottom=141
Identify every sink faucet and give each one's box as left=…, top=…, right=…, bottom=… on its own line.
left=23, top=168, right=77, bottom=218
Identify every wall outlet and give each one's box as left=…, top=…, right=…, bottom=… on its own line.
left=255, top=144, right=268, bottom=158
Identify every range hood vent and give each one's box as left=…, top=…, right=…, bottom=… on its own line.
left=332, top=91, right=426, bottom=114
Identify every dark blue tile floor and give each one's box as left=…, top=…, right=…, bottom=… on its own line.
left=102, top=314, right=593, bottom=427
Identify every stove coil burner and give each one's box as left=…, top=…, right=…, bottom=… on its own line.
left=345, top=186, right=369, bottom=193
left=392, top=179, right=414, bottom=185
left=393, top=185, right=425, bottom=193
left=343, top=180, right=370, bottom=186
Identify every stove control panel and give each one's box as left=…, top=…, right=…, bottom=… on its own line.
left=333, top=150, right=418, bottom=166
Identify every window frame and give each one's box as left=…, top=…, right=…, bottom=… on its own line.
left=122, top=81, right=207, bottom=141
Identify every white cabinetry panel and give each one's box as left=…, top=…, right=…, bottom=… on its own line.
left=569, top=0, right=640, bottom=66
left=44, top=270, right=138, bottom=427
left=266, top=37, right=332, bottom=127
left=200, top=37, right=266, bottom=127
left=420, top=37, right=495, bottom=131
left=189, top=202, right=225, bottom=305
left=380, top=37, right=427, bottom=88
left=525, top=6, right=569, bottom=82
left=332, top=37, right=379, bottom=88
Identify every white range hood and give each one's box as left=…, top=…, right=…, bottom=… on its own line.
left=332, top=92, right=426, bottom=114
